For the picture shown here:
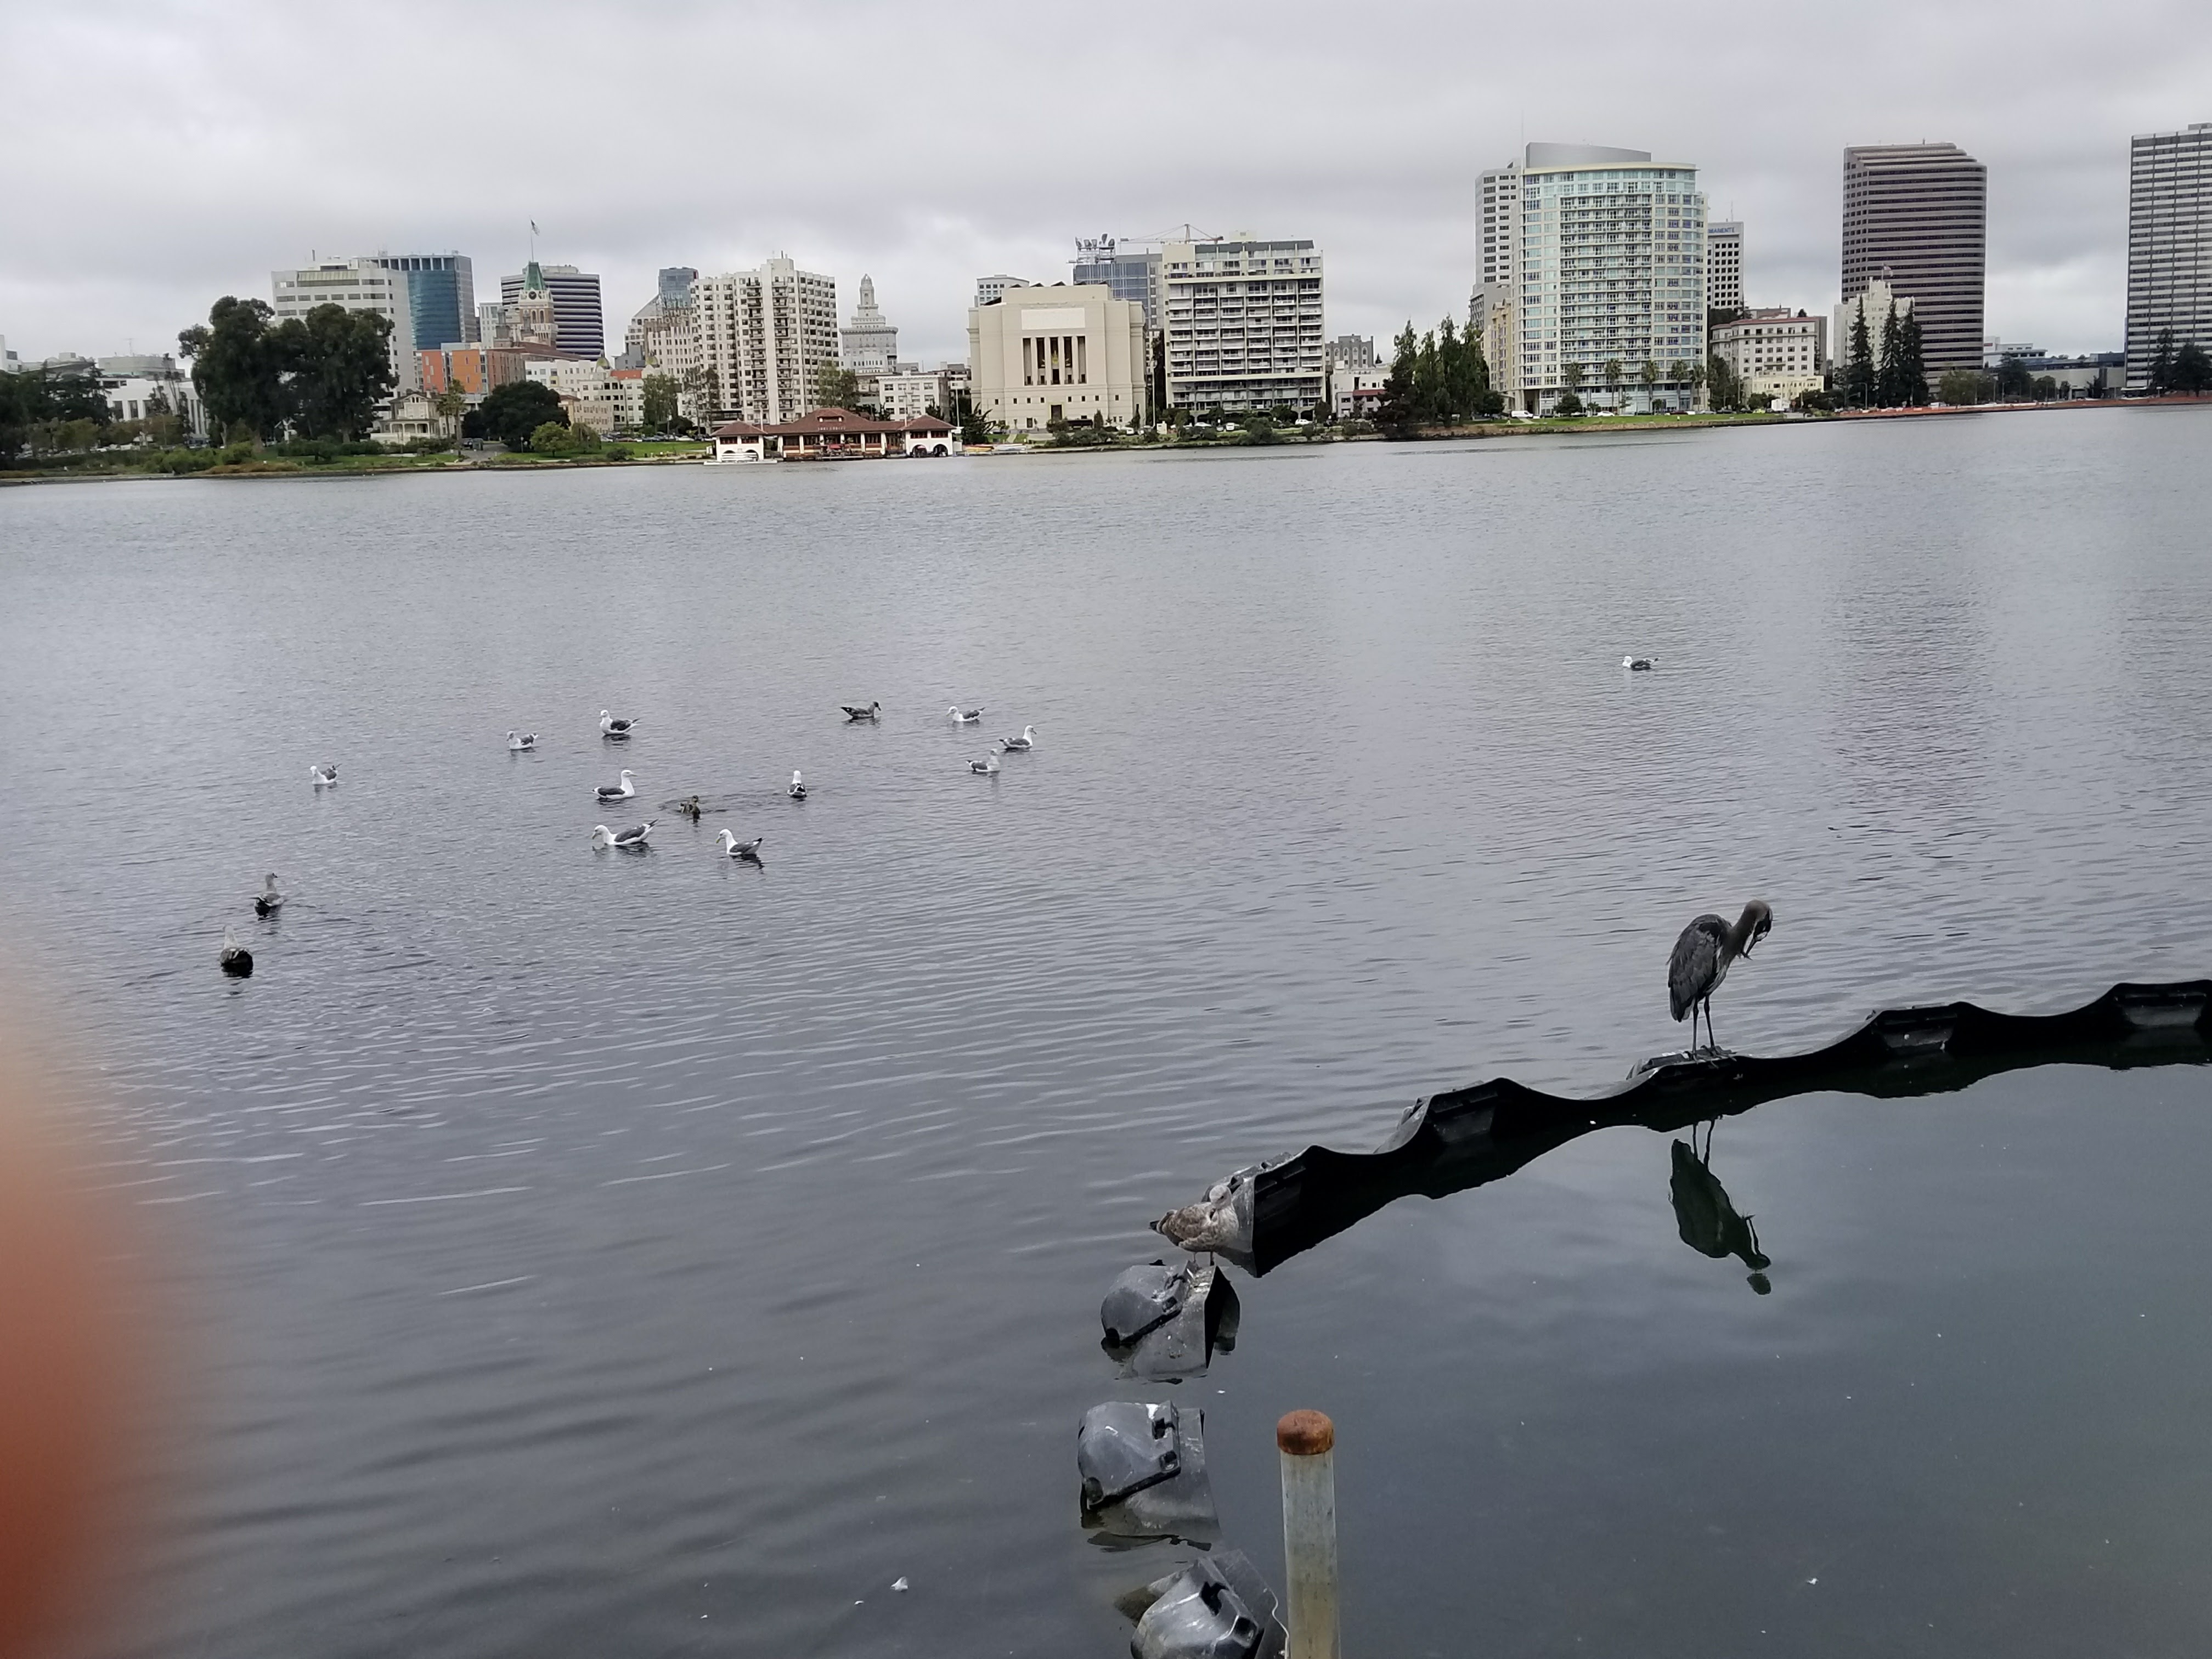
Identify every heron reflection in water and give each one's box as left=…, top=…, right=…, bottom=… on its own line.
left=1669, top=1120, right=1773, bottom=1294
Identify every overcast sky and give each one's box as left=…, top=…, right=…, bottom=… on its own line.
left=4, top=0, right=2206, bottom=366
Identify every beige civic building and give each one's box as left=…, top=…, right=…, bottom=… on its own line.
left=969, top=284, right=1147, bottom=433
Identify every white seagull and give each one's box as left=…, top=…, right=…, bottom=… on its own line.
left=947, top=705, right=984, bottom=723
left=591, top=821, right=655, bottom=849
left=968, top=755, right=1000, bottom=775
left=596, top=769, right=636, bottom=803
left=717, top=828, right=764, bottom=860
left=309, top=763, right=338, bottom=787
left=840, top=701, right=883, bottom=721
left=788, top=770, right=808, bottom=800
left=996, top=725, right=1037, bottom=752
left=599, top=709, right=639, bottom=738
left=253, top=873, right=284, bottom=917
left=1623, top=656, right=1656, bottom=672
left=507, top=730, right=537, bottom=751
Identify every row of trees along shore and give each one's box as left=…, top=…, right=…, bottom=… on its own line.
left=181, top=297, right=401, bottom=442
left=1376, top=318, right=1504, bottom=427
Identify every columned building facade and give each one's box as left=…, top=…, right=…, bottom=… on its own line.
left=1841, top=143, right=1986, bottom=377
left=969, top=283, right=1147, bottom=432
left=2125, top=122, right=2212, bottom=390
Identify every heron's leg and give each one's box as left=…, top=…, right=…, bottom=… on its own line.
left=1706, top=1002, right=1721, bottom=1055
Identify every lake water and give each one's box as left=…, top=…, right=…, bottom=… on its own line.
left=4, top=408, right=2212, bottom=1658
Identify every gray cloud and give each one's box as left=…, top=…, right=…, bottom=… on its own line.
left=4, top=0, right=2206, bottom=364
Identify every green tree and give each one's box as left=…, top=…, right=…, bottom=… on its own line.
left=179, top=297, right=288, bottom=441
left=1876, top=303, right=1907, bottom=408
left=1639, top=359, right=1659, bottom=410
left=1937, top=367, right=1993, bottom=405
left=641, top=373, right=680, bottom=433
left=1843, top=309, right=1876, bottom=408
left=1413, top=328, right=1443, bottom=421
left=479, top=380, right=567, bottom=448
left=1561, top=361, right=1585, bottom=392
left=1553, top=391, right=1585, bottom=416
left=813, top=362, right=861, bottom=410
left=2149, top=328, right=2176, bottom=393
left=2173, top=341, right=2212, bottom=394
left=1376, top=323, right=1420, bottom=432
left=275, top=303, right=395, bottom=438
left=1897, top=312, right=1929, bottom=405
left=1994, top=357, right=2036, bottom=401
left=432, top=383, right=469, bottom=442
left=1600, top=358, right=1622, bottom=410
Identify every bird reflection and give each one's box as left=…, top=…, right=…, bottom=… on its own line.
left=1669, top=1121, right=1772, bottom=1294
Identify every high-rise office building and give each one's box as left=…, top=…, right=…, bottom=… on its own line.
left=658, top=267, right=698, bottom=310
left=1477, top=143, right=1707, bottom=414
left=1706, top=221, right=1743, bottom=312
left=974, top=275, right=1032, bottom=308
left=499, top=263, right=605, bottom=358
left=838, top=276, right=900, bottom=375
left=691, top=257, right=838, bottom=424
left=2125, top=122, right=2212, bottom=390
left=373, top=253, right=476, bottom=359
left=272, top=257, right=424, bottom=388
left=1160, top=236, right=1325, bottom=415
left=1071, top=237, right=1164, bottom=329
left=1841, top=143, right=1986, bottom=376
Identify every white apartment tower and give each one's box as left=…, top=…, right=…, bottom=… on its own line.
left=1160, top=236, right=1325, bottom=415
left=1476, top=143, right=1707, bottom=413
left=1707, top=221, right=1743, bottom=312
left=2125, top=122, right=2212, bottom=390
left=691, top=257, right=838, bottom=424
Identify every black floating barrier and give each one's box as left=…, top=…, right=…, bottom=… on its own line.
left=1156, top=980, right=2211, bottom=1277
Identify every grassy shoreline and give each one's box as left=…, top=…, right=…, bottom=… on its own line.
left=5, top=397, right=2186, bottom=484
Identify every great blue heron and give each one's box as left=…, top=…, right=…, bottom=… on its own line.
left=1668, top=899, right=1771, bottom=1054
left=1669, top=1121, right=1772, bottom=1294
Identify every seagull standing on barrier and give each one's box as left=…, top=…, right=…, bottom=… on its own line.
left=1668, top=900, right=1772, bottom=1055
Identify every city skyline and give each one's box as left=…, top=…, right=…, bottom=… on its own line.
left=2, top=1, right=2208, bottom=367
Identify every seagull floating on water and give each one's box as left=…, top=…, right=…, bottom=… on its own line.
left=596, top=769, right=636, bottom=803
left=841, top=701, right=883, bottom=722
left=507, top=730, right=537, bottom=751
left=1623, top=656, right=1656, bottom=671
left=219, top=927, right=254, bottom=977
left=717, top=828, right=764, bottom=861
left=591, top=821, right=655, bottom=850
left=599, top=709, right=638, bottom=738
left=253, top=873, right=284, bottom=917
left=788, top=770, right=808, bottom=800
left=309, top=763, right=338, bottom=787
left=947, top=706, right=984, bottom=723
left=968, top=755, right=1000, bottom=775
left=1668, top=900, right=1773, bottom=1055
left=996, top=725, right=1037, bottom=752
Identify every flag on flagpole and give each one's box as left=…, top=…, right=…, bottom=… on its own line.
left=530, top=221, right=539, bottom=235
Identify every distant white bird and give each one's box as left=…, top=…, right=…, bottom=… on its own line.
left=599, top=709, right=638, bottom=738
left=947, top=705, right=984, bottom=723
left=591, top=821, right=655, bottom=849
left=309, top=763, right=338, bottom=787
left=219, top=927, right=253, bottom=977
left=1623, top=656, right=1656, bottom=672
left=507, top=730, right=537, bottom=751
left=996, top=725, right=1036, bottom=752
left=253, top=873, right=284, bottom=917
left=788, top=770, right=808, bottom=800
left=968, top=755, right=1000, bottom=775
left=596, top=769, right=636, bottom=803
left=840, top=701, right=882, bottom=721
left=717, top=828, right=764, bottom=860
